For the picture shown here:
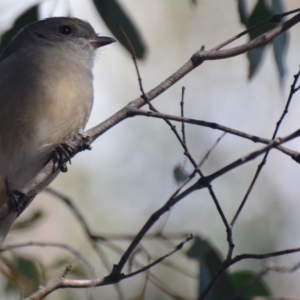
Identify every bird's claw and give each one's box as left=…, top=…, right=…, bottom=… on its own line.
left=5, top=180, right=28, bottom=216
left=52, top=143, right=73, bottom=173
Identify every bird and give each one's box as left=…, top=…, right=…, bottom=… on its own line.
left=0, top=17, right=115, bottom=245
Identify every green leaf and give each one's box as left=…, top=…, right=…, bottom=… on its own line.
left=272, top=28, right=287, bottom=80
left=186, top=236, right=235, bottom=300
left=231, top=270, right=271, bottom=298
left=271, top=0, right=287, bottom=80
left=0, top=5, right=38, bottom=53
left=246, top=0, right=274, bottom=79
left=247, top=47, right=265, bottom=79
left=15, top=256, right=40, bottom=287
left=2, top=255, right=42, bottom=296
left=237, top=0, right=249, bottom=25
left=4, top=282, right=17, bottom=296
left=247, top=0, right=274, bottom=40
left=173, top=165, right=189, bottom=183
left=191, top=0, right=198, bottom=5
left=271, top=0, right=285, bottom=14
left=246, top=0, right=288, bottom=80
left=93, top=0, right=146, bottom=58
left=12, top=210, right=44, bottom=231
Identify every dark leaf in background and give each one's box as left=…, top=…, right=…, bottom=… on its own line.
left=0, top=5, right=38, bottom=53
left=173, top=164, right=189, bottom=183
left=191, top=0, right=198, bottom=5
left=247, top=47, right=265, bottom=79
left=231, top=271, right=271, bottom=298
left=247, top=0, right=274, bottom=42
left=272, top=0, right=285, bottom=15
left=272, top=26, right=287, bottom=81
left=15, top=256, right=40, bottom=287
left=93, top=0, right=146, bottom=58
left=2, top=255, right=41, bottom=297
left=237, top=0, right=249, bottom=25
left=186, top=236, right=235, bottom=300
left=247, top=0, right=274, bottom=79
left=12, top=210, right=44, bottom=231
left=271, top=0, right=287, bottom=80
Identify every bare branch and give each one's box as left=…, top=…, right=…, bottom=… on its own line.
left=213, top=8, right=300, bottom=50
left=0, top=241, right=95, bottom=279
left=200, top=247, right=300, bottom=300
left=123, top=234, right=193, bottom=279
left=0, top=10, right=298, bottom=222
left=180, top=87, right=187, bottom=146
left=230, top=68, right=300, bottom=227
left=23, top=235, right=193, bottom=300
left=2, top=9, right=300, bottom=300
left=128, top=108, right=297, bottom=158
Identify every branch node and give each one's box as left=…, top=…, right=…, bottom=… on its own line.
left=191, top=51, right=203, bottom=67
left=62, top=265, right=72, bottom=279
left=291, top=153, right=300, bottom=164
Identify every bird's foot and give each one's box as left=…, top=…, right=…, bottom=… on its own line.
left=52, top=143, right=73, bottom=173
left=5, top=180, right=28, bottom=216
left=52, top=133, right=91, bottom=173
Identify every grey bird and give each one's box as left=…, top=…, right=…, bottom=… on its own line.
left=0, top=17, right=115, bottom=244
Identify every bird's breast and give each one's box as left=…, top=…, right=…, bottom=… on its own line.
left=34, top=69, right=94, bottom=152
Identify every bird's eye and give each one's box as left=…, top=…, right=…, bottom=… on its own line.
left=59, top=25, right=73, bottom=35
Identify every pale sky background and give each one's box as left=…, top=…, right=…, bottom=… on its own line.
left=0, top=0, right=300, bottom=299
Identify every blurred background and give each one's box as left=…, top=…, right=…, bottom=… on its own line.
left=1, top=0, right=300, bottom=299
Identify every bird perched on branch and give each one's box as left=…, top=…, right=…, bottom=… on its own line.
left=0, top=17, right=115, bottom=244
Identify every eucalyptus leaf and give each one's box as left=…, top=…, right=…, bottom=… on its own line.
left=247, top=0, right=274, bottom=79
left=272, top=31, right=287, bottom=80
left=272, top=0, right=285, bottom=14
left=3, top=255, right=42, bottom=296
left=0, top=5, right=38, bottom=53
left=93, top=0, right=146, bottom=58
left=186, top=236, right=235, bottom=299
left=12, top=210, right=44, bottom=231
left=247, top=47, right=265, bottom=79
left=232, top=270, right=271, bottom=298
left=173, top=165, right=189, bottom=183
left=271, top=0, right=287, bottom=80
left=237, top=0, right=248, bottom=25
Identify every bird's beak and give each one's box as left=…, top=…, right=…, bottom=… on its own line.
left=89, top=36, right=116, bottom=49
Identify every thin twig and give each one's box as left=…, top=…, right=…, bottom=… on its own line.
left=128, top=108, right=297, bottom=158
left=2, top=10, right=300, bottom=300
left=213, top=8, right=300, bottom=51
left=200, top=247, right=300, bottom=300
left=1, top=10, right=297, bottom=222
left=133, top=250, right=150, bottom=299
left=62, top=265, right=72, bottom=278
left=24, top=236, right=193, bottom=300
left=115, top=26, right=224, bottom=276
left=230, top=68, right=300, bottom=227
left=198, top=132, right=226, bottom=168
left=44, top=188, right=124, bottom=300
left=0, top=241, right=95, bottom=279
left=46, top=187, right=193, bottom=298
left=180, top=87, right=187, bottom=146
left=123, top=234, right=193, bottom=279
